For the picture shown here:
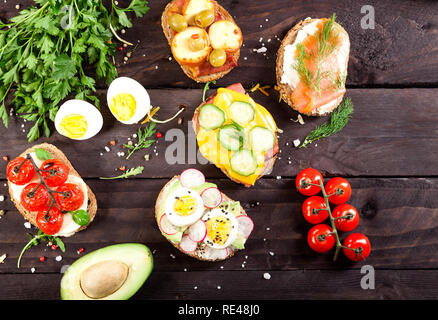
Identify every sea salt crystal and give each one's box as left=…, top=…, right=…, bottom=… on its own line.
left=263, top=273, right=271, bottom=280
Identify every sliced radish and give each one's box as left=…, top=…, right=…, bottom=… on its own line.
left=187, top=219, right=207, bottom=242
left=204, top=247, right=230, bottom=260
left=201, top=187, right=223, bottom=209
left=180, top=169, right=205, bottom=188
left=159, top=214, right=179, bottom=235
left=236, top=215, right=254, bottom=239
left=179, top=235, right=198, bottom=253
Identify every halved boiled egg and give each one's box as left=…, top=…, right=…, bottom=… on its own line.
left=164, top=187, right=204, bottom=227
left=54, top=100, right=103, bottom=140
left=202, top=208, right=238, bottom=249
left=107, top=77, right=151, bottom=124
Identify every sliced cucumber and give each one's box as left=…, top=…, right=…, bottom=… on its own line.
left=249, top=126, right=275, bottom=152
left=198, top=104, right=225, bottom=130
left=230, top=149, right=257, bottom=176
left=228, top=101, right=255, bottom=126
left=218, top=124, right=244, bottom=151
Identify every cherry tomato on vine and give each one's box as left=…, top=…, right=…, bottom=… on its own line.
left=332, top=204, right=359, bottom=232
left=54, top=183, right=85, bottom=212
left=20, top=183, right=50, bottom=212
left=307, top=224, right=336, bottom=253
left=36, top=206, right=64, bottom=235
left=342, top=233, right=371, bottom=262
left=324, top=177, right=351, bottom=205
left=296, top=168, right=324, bottom=196
left=39, top=159, right=69, bottom=187
left=302, top=196, right=329, bottom=224
left=6, top=157, right=35, bottom=185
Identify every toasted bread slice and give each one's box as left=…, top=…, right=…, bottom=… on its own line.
left=155, top=176, right=248, bottom=261
left=276, top=18, right=350, bottom=116
left=192, top=85, right=279, bottom=187
left=161, top=0, right=241, bottom=83
left=7, top=143, right=97, bottom=235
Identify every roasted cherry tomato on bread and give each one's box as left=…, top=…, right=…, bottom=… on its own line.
left=36, top=206, right=64, bottom=235
left=39, top=159, right=69, bottom=187
left=302, top=196, right=329, bottom=224
left=307, top=224, right=335, bottom=253
left=54, top=183, right=85, bottom=211
left=20, top=183, right=50, bottom=211
left=332, top=204, right=359, bottom=232
left=6, top=157, right=35, bottom=185
left=342, top=233, right=371, bottom=262
left=324, top=177, right=351, bottom=205
left=296, top=168, right=323, bottom=196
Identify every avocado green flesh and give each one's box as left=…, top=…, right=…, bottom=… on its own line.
left=60, top=243, right=153, bottom=300
left=158, top=180, right=217, bottom=243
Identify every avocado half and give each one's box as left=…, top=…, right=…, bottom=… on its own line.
left=60, top=243, right=153, bottom=300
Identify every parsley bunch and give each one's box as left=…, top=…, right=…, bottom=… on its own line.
left=0, top=0, right=149, bottom=142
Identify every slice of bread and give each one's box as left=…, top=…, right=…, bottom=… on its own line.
left=192, top=88, right=279, bottom=187
left=155, top=176, right=248, bottom=261
left=276, top=18, right=350, bottom=116
left=7, top=143, right=97, bottom=234
left=161, top=0, right=241, bottom=83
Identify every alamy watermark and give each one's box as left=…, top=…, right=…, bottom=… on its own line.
left=361, top=5, right=375, bottom=30
left=360, top=265, right=375, bottom=290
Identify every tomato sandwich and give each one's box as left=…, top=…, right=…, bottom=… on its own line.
left=6, top=143, right=97, bottom=237
left=161, top=0, right=243, bottom=82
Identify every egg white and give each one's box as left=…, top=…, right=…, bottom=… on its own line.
left=164, top=188, right=205, bottom=227
left=202, top=208, right=238, bottom=249
left=55, top=100, right=103, bottom=140
left=107, top=77, right=151, bottom=124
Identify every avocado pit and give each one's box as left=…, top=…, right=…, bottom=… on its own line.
left=80, top=260, right=129, bottom=299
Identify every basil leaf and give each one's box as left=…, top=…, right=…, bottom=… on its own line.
left=54, top=237, right=65, bottom=253
left=34, top=148, right=52, bottom=160
left=70, top=210, right=90, bottom=226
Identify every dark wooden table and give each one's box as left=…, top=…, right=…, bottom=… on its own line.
left=0, top=0, right=437, bottom=300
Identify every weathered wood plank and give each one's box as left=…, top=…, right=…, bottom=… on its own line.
left=1, top=269, right=437, bottom=300
left=0, top=88, right=437, bottom=178
left=1, top=177, right=437, bottom=273
left=1, top=0, right=438, bottom=87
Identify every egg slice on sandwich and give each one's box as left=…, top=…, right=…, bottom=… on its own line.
left=202, top=208, right=238, bottom=249
left=164, top=187, right=205, bottom=227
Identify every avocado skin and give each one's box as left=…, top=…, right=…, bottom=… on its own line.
left=60, top=243, right=153, bottom=300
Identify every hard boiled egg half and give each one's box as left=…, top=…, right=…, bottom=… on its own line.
left=55, top=100, right=103, bottom=140
left=107, top=77, right=151, bottom=124
left=164, top=188, right=205, bottom=227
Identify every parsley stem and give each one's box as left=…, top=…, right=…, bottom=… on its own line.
left=17, top=234, right=44, bottom=268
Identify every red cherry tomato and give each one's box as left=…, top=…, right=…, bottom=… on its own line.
left=20, top=183, right=50, bottom=211
left=6, top=157, right=35, bottom=185
left=332, top=204, right=359, bottom=232
left=307, top=224, right=336, bottom=253
left=39, top=159, right=69, bottom=187
left=324, top=177, right=351, bottom=205
left=54, top=183, right=85, bottom=212
left=302, top=196, right=329, bottom=224
left=342, top=233, right=371, bottom=262
left=296, top=168, right=324, bottom=196
left=36, top=206, right=64, bottom=235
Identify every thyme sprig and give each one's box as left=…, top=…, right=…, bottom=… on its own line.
left=123, top=122, right=156, bottom=159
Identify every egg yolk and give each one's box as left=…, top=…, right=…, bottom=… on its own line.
left=110, top=93, right=136, bottom=121
left=206, top=216, right=232, bottom=246
left=174, top=195, right=197, bottom=216
left=59, top=114, right=88, bottom=139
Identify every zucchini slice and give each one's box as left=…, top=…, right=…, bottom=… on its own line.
left=198, top=104, right=226, bottom=130
left=249, top=126, right=275, bottom=152
left=228, top=101, right=255, bottom=126
left=218, top=124, right=244, bottom=151
left=230, top=149, right=257, bottom=176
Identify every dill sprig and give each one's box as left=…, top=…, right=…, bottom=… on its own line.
left=299, top=97, right=354, bottom=148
